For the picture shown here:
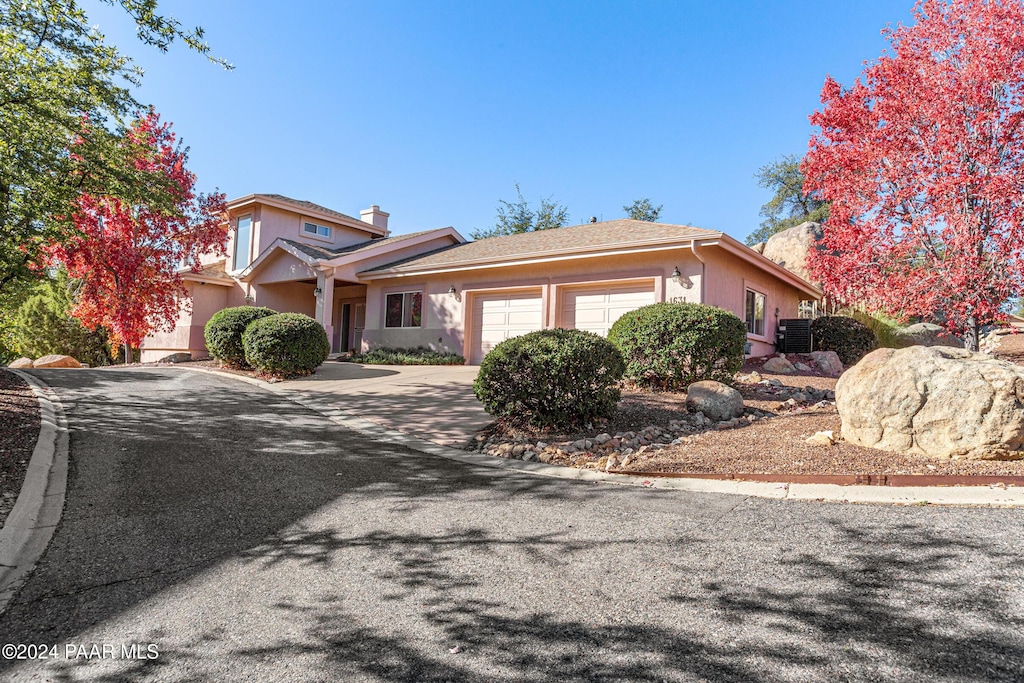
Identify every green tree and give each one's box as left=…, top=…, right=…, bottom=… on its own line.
left=623, top=198, right=662, bottom=222
left=13, top=270, right=111, bottom=365
left=471, top=183, right=570, bottom=239
left=746, top=154, right=830, bottom=245
left=0, top=0, right=229, bottom=296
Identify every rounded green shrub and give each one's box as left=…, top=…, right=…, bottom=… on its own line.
left=241, top=312, right=329, bottom=378
left=811, top=315, right=877, bottom=366
left=608, top=302, right=746, bottom=390
left=204, top=306, right=277, bottom=367
left=473, top=328, right=625, bottom=429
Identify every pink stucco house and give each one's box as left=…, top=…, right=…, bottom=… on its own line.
left=140, top=194, right=822, bottom=364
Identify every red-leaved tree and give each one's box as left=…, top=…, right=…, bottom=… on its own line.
left=803, top=0, right=1024, bottom=350
left=45, top=110, right=227, bottom=360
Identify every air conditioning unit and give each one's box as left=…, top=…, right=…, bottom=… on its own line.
left=776, top=318, right=813, bottom=353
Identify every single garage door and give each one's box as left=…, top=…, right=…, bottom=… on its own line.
left=562, top=282, right=656, bottom=336
left=470, top=290, right=544, bottom=364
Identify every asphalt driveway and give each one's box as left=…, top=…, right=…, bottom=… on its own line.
left=1, top=367, right=1023, bottom=682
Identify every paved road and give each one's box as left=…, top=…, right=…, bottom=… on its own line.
left=1, top=368, right=1022, bottom=682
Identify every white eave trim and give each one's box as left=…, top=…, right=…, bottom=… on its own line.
left=356, top=234, right=723, bottom=280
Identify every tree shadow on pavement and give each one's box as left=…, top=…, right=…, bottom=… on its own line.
left=3, top=369, right=1023, bottom=682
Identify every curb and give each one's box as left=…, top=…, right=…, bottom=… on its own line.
left=172, top=366, right=1024, bottom=508
left=0, top=370, right=69, bottom=614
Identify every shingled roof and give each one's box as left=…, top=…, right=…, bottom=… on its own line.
left=279, top=229, right=450, bottom=262
left=250, top=194, right=364, bottom=225
left=363, top=219, right=722, bottom=274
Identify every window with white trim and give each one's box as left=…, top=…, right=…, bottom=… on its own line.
left=385, top=291, right=423, bottom=328
left=303, top=222, right=331, bottom=238
left=234, top=215, right=252, bottom=270
left=745, top=288, right=766, bottom=336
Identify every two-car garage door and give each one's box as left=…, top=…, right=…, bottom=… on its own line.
left=468, top=281, right=655, bottom=364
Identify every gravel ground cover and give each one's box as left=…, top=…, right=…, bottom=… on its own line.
left=0, top=369, right=40, bottom=526
left=475, top=349, right=1024, bottom=477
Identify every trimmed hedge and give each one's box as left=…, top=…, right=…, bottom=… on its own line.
left=473, top=328, right=625, bottom=429
left=811, top=315, right=877, bottom=366
left=241, top=312, right=329, bottom=378
left=608, top=302, right=746, bottom=390
left=354, top=346, right=465, bottom=365
left=204, top=306, right=277, bottom=367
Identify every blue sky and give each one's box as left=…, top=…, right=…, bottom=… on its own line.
left=86, top=0, right=914, bottom=242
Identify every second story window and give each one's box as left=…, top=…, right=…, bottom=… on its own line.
left=234, top=215, right=252, bottom=270
left=303, top=222, right=331, bottom=239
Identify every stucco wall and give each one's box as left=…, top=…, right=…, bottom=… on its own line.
left=255, top=281, right=316, bottom=317
left=701, top=247, right=807, bottom=356
left=255, top=205, right=378, bottom=252
left=362, top=245, right=810, bottom=360
left=361, top=248, right=706, bottom=358
left=140, top=281, right=231, bottom=362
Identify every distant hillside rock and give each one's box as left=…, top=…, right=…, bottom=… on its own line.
left=761, top=221, right=824, bottom=284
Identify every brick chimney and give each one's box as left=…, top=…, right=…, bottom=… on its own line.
left=360, top=205, right=390, bottom=233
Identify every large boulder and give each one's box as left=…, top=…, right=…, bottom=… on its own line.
left=761, top=221, right=824, bottom=284
left=685, top=380, right=744, bottom=421
left=836, top=346, right=1024, bottom=460
left=33, top=354, right=82, bottom=369
left=763, top=356, right=796, bottom=374
left=8, top=357, right=34, bottom=369
left=891, top=322, right=964, bottom=349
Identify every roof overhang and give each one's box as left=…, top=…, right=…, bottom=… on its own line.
left=357, top=234, right=723, bottom=280
left=226, top=194, right=388, bottom=238
left=358, top=232, right=822, bottom=299
left=240, top=228, right=465, bottom=283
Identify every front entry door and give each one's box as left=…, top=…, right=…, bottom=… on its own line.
left=340, top=303, right=351, bottom=352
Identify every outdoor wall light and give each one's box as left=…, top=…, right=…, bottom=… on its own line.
left=448, top=285, right=457, bottom=297
left=243, top=293, right=255, bottom=304
left=314, top=287, right=323, bottom=297
left=671, top=266, right=681, bottom=283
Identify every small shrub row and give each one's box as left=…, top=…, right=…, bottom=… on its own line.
left=204, top=306, right=328, bottom=378
left=204, top=306, right=276, bottom=367
left=354, top=346, right=465, bottom=365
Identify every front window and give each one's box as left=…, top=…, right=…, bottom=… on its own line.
left=234, top=215, right=252, bottom=270
left=745, top=289, right=766, bottom=336
left=303, top=222, right=331, bottom=238
left=385, top=291, right=423, bottom=328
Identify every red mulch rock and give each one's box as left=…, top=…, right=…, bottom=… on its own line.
left=0, top=369, right=40, bottom=526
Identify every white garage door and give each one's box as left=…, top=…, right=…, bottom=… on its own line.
left=562, top=282, right=656, bottom=336
left=470, top=290, right=544, bottom=364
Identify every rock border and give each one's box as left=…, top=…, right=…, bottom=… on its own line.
left=170, top=365, right=1024, bottom=507
left=0, top=370, right=69, bottom=615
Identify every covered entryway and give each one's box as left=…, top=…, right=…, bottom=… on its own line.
left=561, top=281, right=656, bottom=336
left=469, top=289, right=544, bottom=364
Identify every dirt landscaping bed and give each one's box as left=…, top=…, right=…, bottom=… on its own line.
left=471, top=353, right=1024, bottom=479
left=0, top=369, right=41, bottom=527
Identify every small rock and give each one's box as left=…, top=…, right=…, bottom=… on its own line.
left=806, top=431, right=837, bottom=446
left=595, top=433, right=611, bottom=445
left=538, top=451, right=553, bottom=463
left=605, top=455, right=620, bottom=471
left=522, top=451, right=537, bottom=462
left=512, top=445, right=525, bottom=457
left=620, top=455, right=632, bottom=468
left=536, top=441, right=548, bottom=450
